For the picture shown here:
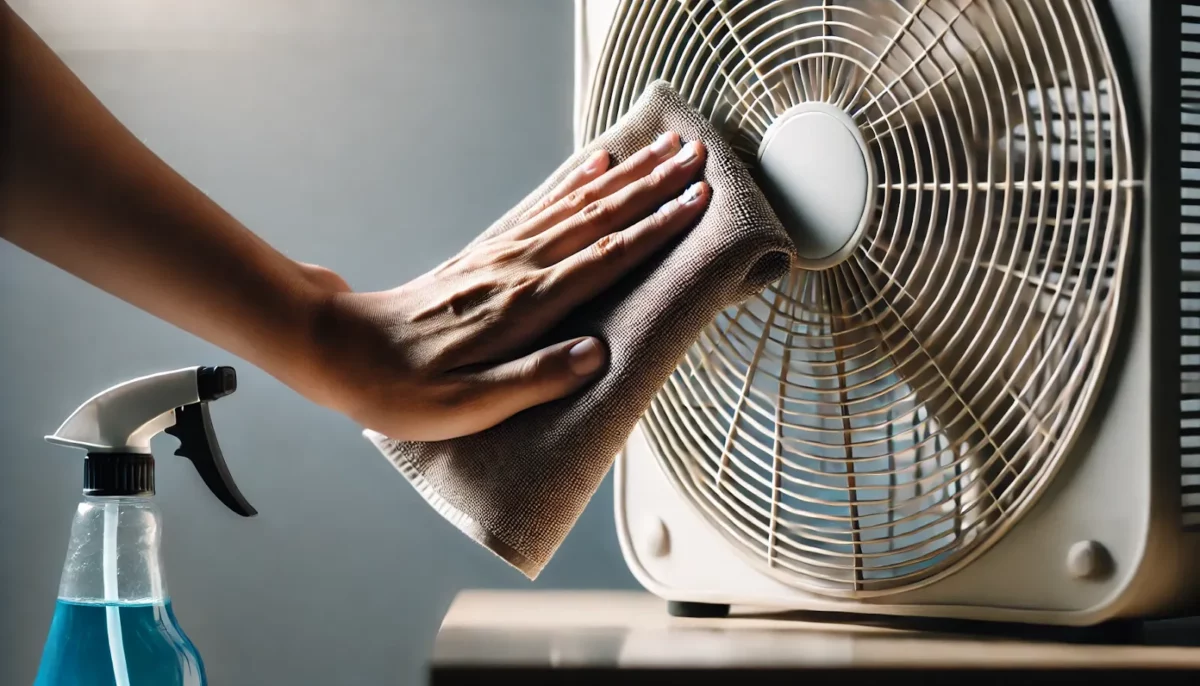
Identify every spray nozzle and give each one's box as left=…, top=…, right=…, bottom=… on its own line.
left=46, top=366, right=257, bottom=517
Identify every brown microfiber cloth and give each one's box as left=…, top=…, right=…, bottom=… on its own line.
left=364, top=80, right=796, bottom=579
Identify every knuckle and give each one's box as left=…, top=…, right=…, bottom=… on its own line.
left=506, top=238, right=538, bottom=263
left=580, top=199, right=613, bottom=225
left=647, top=167, right=671, bottom=187
left=489, top=239, right=535, bottom=265
left=494, top=272, right=546, bottom=314
left=524, top=237, right=555, bottom=268
left=518, top=353, right=546, bottom=382
left=506, top=274, right=539, bottom=302
left=528, top=197, right=552, bottom=216
left=564, top=188, right=594, bottom=210
left=590, top=233, right=627, bottom=262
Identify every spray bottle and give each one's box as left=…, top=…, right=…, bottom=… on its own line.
left=34, top=366, right=256, bottom=686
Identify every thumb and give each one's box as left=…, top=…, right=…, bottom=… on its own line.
left=466, top=337, right=607, bottom=425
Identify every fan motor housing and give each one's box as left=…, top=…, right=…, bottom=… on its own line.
left=756, top=102, right=872, bottom=269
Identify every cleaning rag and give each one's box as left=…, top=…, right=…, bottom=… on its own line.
left=365, top=80, right=796, bottom=579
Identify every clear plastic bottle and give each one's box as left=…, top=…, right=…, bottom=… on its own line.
left=35, top=497, right=205, bottom=686
left=35, top=366, right=256, bottom=686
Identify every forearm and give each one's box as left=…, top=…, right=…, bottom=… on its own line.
left=0, top=4, right=338, bottom=399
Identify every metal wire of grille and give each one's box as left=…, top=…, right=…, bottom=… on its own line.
left=1183, top=1, right=1200, bottom=532
left=585, top=0, right=1137, bottom=596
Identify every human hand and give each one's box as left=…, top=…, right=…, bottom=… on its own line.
left=300, top=132, right=710, bottom=441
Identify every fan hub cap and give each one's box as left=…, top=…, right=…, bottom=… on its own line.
left=757, top=103, right=872, bottom=269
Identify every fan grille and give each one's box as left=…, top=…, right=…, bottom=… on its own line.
left=586, top=0, right=1136, bottom=596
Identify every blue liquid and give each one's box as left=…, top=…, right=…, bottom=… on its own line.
left=35, top=599, right=205, bottom=686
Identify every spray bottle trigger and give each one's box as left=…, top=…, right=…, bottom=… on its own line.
left=165, top=403, right=257, bottom=517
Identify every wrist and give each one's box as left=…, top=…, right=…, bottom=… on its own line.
left=296, top=262, right=352, bottom=295
left=278, top=263, right=359, bottom=412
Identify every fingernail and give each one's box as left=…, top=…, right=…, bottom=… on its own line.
left=656, top=199, right=678, bottom=215
left=584, top=150, right=607, bottom=173
left=672, top=141, right=698, bottom=165
left=649, top=131, right=677, bottom=155
left=568, top=338, right=604, bottom=376
left=680, top=182, right=705, bottom=204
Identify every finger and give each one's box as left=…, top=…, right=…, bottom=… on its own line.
left=452, top=337, right=608, bottom=428
left=533, top=141, right=706, bottom=265
left=506, top=131, right=682, bottom=240
left=515, top=149, right=610, bottom=225
left=545, top=181, right=710, bottom=312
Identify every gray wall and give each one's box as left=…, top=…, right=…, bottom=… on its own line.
left=0, top=2, right=637, bottom=684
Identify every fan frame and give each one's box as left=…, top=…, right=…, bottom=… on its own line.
left=580, top=0, right=1200, bottom=622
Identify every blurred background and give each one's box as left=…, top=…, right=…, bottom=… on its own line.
left=0, top=1, right=639, bottom=684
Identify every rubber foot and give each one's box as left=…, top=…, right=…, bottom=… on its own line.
left=667, top=601, right=730, bottom=618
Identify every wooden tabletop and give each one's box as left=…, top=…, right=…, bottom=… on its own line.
left=430, top=590, right=1200, bottom=684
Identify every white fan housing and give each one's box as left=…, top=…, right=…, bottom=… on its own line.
left=576, top=0, right=1200, bottom=625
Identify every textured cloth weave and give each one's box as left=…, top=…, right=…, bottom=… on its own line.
left=365, top=81, right=796, bottom=578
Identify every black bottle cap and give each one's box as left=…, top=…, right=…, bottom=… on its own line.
left=84, top=453, right=155, bottom=497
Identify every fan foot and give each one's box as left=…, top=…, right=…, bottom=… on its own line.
left=1080, top=619, right=1145, bottom=644
left=667, top=601, right=730, bottom=618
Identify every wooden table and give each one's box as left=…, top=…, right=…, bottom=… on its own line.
left=430, top=590, right=1200, bottom=684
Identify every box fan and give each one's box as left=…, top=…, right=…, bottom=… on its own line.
left=574, top=0, right=1200, bottom=625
